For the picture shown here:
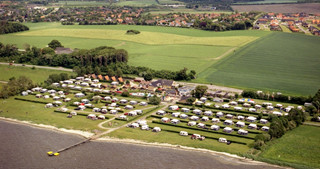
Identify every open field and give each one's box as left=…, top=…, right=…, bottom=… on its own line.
left=231, top=3, right=320, bottom=13
left=0, top=97, right=104, bottom=132
left=260, top=125, right=320, bottom=169
left=116, top=0, right=158, bottom=6
left=195, top=32, right=320, bottom=95
left=149, top=8, right=232, bottom=14
left=0, top=64, right=75, bottom=83
left=1, top=22, right=319, bottom=95
left=233, top=0, right=298, bottom=5
left=49, top=1, right=111, bottom=7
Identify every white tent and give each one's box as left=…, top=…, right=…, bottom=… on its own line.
left=224, top=120, right=233, bottom=125
left=236, top=121, right=245, bottom=128
left=156, top=110, right=166, bottom=116
left=188, top=121, right=197, bottom=126
left=223, top=127, right=233, bottom=133
left=211, top=125, right=220, bottom=131
left=172, top=112, right=180, bottom=117
left=190, top=116, right=199, bottom=121
left=204, top=111, right=213, bottom=116
left=180, top=114, right=188, bottom=119
left=212, top=118, right=220, bottom=123
left=181, top=108, right=190, bottom=113
left=248, top=123, right=257, bottom=129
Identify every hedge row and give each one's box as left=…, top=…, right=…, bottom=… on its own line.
left=155, top=125, right=247, bottom=145
left=14, top=97, right=51, bottom=104
left=152, top=120, right=254, bottom=141
left=54, top=110, right=109, bottom=119
left=151, top=115, right=262, bottom=134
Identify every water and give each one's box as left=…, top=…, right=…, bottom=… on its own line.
left=0, top=120, right=281, bottom=169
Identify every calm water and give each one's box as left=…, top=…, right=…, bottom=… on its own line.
left=0, top=120, right=281, bottom=169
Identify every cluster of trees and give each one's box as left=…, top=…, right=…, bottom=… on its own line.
left=0, top=21, right=29, bottom=34
left=149, top=95, right=161, bottom=105
left=242, top=90, right=313, bottom=105
left=126, top=30, right=140, bottom=34
left=193, top=16, right=254, bottom=31
left=0, top=76, right=34, bottom=99
left=79, top=21, right=117, bottom=25
left=45, top=73, right=71, bottom=85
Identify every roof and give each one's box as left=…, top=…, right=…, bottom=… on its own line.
left=151, top=79, right=174, bottom=87
left=118, top=77, right=123, bottom=83
left=111, top=76, right=117, bottom=81
left=54, top=47, right=73, bottom=54
left=104, top=76, right=110, bottom=81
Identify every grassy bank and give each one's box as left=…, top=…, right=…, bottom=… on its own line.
left=260, top=125, right=320, bottom=169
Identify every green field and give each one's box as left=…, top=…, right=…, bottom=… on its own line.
left=233, top=0, right=298, bottom=4
left=116, top=0, right=158, bottom=6
left=49, top=1, right=112, bottom=7
left=1, top=22, right=319, bottom=95
left=195, top=32, right=320, bottom=95
left=260, top=125, right=320, bottom=169
left=0, top=64, right=75, bottom=83
left=0, top=97, right=104, bottom=132
left=149, top=8, right=232, bottom=14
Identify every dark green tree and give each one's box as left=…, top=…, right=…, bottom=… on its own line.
left=192, top=85, right=208, bottom=98
left=48, top=40, right=63, bottom=50
left=149, top=95, right=161, bottom=105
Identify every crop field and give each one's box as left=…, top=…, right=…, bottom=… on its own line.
left=0, top=64, right=75, bottom=83
left=1, top=22, right=319, bottom=95
left=116, top=0, right=158, bottom=6
left=260, top=125, right=320, bottom=169
left=195, top=32, right=320, bottom=95
left=231, top=3, right=320, bottom=13
left=158, top=0, right=184, bottom=4
left=233, top=0, right=298, bottom=5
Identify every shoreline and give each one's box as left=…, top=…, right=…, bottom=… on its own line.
left=0, top=117, right=285, bottom=168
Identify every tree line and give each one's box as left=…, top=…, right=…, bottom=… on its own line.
left=0, top=41, right=196, bottom=81
left=0, top=21, right=29, bottom=34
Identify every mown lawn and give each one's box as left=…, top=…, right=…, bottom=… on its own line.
left=195, top=32, right=320, bottom=95
left=260, top=125, right=320, bottom=169
left=107, top=124, right=251, bottom=155
left=0, top=64, right=75, bottom=83
left=0, top=97, right=104, bottom=132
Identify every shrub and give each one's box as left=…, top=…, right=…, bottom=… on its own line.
left=126, top=30, right=140, bottom=34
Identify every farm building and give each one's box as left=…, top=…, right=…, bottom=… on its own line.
left=211, top=125, right=220, bottom=131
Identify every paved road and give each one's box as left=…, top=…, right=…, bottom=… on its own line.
left=0, top=62, right=73, bottom=72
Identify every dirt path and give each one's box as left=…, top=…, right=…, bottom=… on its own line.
left=213, top=47, right=237, bottom=60
left=0, top=62, right=73, bottom=72
left=0, top=81, right=8, bottom=84
left=114, top=42, right=126, bottom=47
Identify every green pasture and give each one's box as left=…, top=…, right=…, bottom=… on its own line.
left=195, top=32, right=320, bottom=95
left=49, top=1, right=111, bottom=7
left=116, top=0, right=158, bottom=6
left=149, top=8, right=232, bottom=14
left=158, top=0, right=184, bottom=4
left=0, top=64, right=75, bottom=83
left=233, top=0, right=298, bottom=4
left=0, top=97, right=105, bottom=132
left=107, top=123, right=251, bottom=154
left=260, top=125, right=320, bottom=169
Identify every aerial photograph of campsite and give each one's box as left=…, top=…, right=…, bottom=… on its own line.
left=0, top=0, right=320, bottom=168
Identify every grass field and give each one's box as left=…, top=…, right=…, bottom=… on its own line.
left=0, top=64, right=75, bottom=83
left=116, top=0, right=158, bottom=6
left=260, top=125, right=320, bottom=169
left=195, top=32, right=320, bottom=95
left=1, top=22, right=319, bottom=95
left=233, top=0, right=298, bottom=4
left=149, top=8, right=232, bottom=14
left=49, top=1, right=111, bottom=7
left=0, top=97, right=104, bottom=132
left=231, top=3, right=320, bottom=13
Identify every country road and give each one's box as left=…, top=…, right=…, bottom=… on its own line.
left=0, top=62, right=73, bottom=72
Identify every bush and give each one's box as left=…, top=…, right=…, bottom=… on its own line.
left=126, top=30, right=140, bottom=34
left=121, top=91, right=130, bottom=97
left=149, top=95, right=161, bottom=105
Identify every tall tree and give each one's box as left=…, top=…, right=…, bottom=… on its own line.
left=48, top=40, right=63, bottom=50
